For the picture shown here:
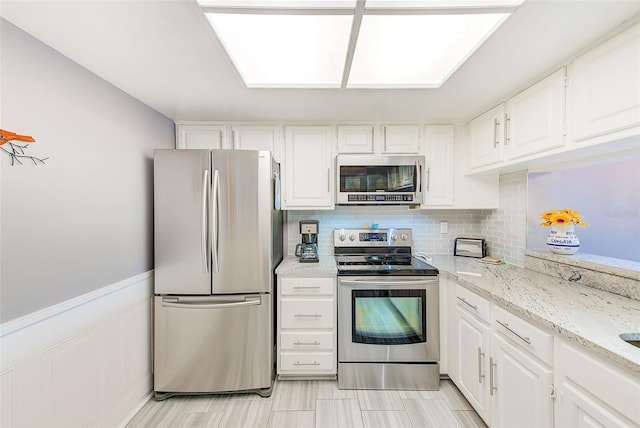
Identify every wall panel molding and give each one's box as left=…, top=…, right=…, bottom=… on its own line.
left=0, top=271, right=153, bottom=427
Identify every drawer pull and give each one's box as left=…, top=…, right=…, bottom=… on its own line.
left=496, top=320, right=531, bottom=344
left=293, top=286, right=321, bottom=290
left=294, top=313, right=322, bottom=318
left=293, top=361, right=320, bottom=366
left=457, top=296, right=478, bottom=311
left=293, top=341, right=321, bottom=346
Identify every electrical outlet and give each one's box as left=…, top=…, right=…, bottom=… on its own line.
left=440, top=221, right=448, bottom=234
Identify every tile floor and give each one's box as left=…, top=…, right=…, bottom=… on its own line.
left=126, top=379, right=487, bottom=428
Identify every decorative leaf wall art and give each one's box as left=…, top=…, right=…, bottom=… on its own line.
left=0, top=129, right=49, bottom=165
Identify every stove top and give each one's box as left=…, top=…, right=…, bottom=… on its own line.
left=333, top=228, right=439, bottom=276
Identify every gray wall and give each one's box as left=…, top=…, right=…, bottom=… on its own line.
left=0, top=19, right=175, bottom=322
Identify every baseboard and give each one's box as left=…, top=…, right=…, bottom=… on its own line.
left=0, top=271, right=154, bottom=428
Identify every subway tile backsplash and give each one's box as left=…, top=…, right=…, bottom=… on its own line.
left=285, top=170, right=528, bottom=267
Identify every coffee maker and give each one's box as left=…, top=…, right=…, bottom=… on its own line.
left=295, top=220, right=319, bottom=263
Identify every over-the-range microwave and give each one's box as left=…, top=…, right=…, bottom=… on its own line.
left=336, top=155, right=424, bottom=205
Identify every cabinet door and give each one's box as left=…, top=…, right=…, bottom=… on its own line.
left=505, top=68, right=566, bottom=160
left=572, top=23, right=640, bottom=142
left=422, top=125, right=454, bottom=206
left=176, top=124, right=225, bottom=149
left=491, top=333, right=553, bottom=428
left=555, top=339, right=640, bottom=427
left=337, top=125, right=375, bottom=153
left=231, top=125, right=282, bottom=163
left=470, top=104, right=505, bottom=169
left=382, top=125, right=420, bottom=153
left=456, top=307, right=491, bottom=423
left=283, top=126, right=334, bottom=209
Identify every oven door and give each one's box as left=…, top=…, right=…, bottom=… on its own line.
left=338, top=276, right=439, bottom=363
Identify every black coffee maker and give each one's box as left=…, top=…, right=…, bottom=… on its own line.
left=295, top=220, right=319, bottom=263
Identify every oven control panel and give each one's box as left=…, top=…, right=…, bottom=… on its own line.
left=334, top=228, right=413, bottom=247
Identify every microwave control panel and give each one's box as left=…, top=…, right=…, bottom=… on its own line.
left=347, top=194, right=413, bottom=202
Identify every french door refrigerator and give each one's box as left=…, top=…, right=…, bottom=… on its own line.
left=153, top=149, right=282, bottom=400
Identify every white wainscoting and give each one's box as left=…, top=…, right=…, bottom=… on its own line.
left=0, top=271, right=154, bottom=428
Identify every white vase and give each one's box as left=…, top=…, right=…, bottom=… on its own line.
left=546, top=224, right=580, bottom=255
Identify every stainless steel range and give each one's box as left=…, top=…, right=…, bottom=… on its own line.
left=335, top=228, right=440, bottom=390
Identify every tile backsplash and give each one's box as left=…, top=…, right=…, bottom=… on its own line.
left=285, top=170, right=528, bottom=267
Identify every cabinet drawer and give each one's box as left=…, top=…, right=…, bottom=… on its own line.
left=493, top=304, right=553, bottom=366
left=281, top=299, right=334, bottom=329
left=280, top=277, right=334, bottom=296
left=456, top=285, right=491, bottom=322
left=281, top=332, right=334, bottom=351
left=280, top=353, right=335, bottom=371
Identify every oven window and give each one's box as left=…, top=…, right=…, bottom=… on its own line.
left=339, top=165, right=416, bottom=193
left=352, top=289, right=426, bottom=345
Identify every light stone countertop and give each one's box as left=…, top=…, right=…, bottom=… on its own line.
left=430, top=255, right=640, bottom=375
left=275, top=254, right=640, bottom=374
left=275, top=255, right=338, bottom=277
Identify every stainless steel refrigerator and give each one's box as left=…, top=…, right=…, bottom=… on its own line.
left=153, top=149, right=282, bottom=400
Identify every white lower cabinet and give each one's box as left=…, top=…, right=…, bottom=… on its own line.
left=277, top=276, right=336, bottom=378
left=491, top=305, right=554, bottom=428
left=450, top=284, right=554, bottom=427
left=555, top=339, right=640, bottom=428
left=449, top=282, right=640, bottom=428
left=454, top=285, right=492, bottom=423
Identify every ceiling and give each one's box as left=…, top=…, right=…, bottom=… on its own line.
left=1, top=0, right=639, bottom=123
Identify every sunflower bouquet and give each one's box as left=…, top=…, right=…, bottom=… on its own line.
left=539, top=208, right=589, bottom=228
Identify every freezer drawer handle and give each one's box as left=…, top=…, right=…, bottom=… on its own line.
left=293, top=361, right=321, bottom=366
left=161, top=297, right=261, bottom=309
left=293, top=286, right=321, bottom=290
left=294, top=313, right=322, bottom=318
left=293, top=341, right=321, bottom=346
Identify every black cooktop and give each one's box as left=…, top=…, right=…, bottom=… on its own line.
left=335, top=254, right=439, bottom=276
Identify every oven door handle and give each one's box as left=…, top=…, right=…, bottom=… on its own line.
left=339, top=279, right=436, bottom=286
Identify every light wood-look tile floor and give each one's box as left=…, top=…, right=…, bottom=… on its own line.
left=127, top=379, right=487, bottom=428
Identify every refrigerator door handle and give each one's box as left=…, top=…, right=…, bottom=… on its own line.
left=161, top=296, right=261, bottom=309
left=202, top=169, right=210, bottom=273
left=211, top=169, right=221, bottom=273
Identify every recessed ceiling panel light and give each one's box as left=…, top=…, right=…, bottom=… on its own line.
left=347, top=13, right=508, bottom=88
left=206, top=13, right=353, bottom=87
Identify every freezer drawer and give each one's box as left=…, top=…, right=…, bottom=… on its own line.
left=154, top=294, right=273, bottom=394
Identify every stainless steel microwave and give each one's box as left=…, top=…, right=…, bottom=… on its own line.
left=336, top=155, right=424, bottom=205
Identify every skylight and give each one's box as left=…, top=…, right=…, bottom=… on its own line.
left=198, top=0, right=522, bottom=88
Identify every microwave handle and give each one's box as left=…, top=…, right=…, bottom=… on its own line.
left=417, top=160, right=422, bottom=193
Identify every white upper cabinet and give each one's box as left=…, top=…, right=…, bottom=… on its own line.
left=505, top=68, right=567, bottom=160
left=176, top=124, right=225, bottom=149
left=382, top=125, right=420, bottom=154
left=422, top=125, right=454, bottom=206
left=231, top=125, right=282, bottom=163
left=571, top=23, right=640, bottom=143
left=470, top=68, right=567, bottom=170
left=470, top=104, right=505, bottom=169
left=337, top=125, right=375, bottom=154
left=283, top=126, right=334, bottom=210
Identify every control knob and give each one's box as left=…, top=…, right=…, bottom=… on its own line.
left=349, top=234, right=357, bottom=242
left=401, top=233, right=409, bottom=241
left=339, top=233, right=346, bottom=242
left=391, top=234, right=398, bottom=241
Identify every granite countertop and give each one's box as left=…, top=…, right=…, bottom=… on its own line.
left=275, top=255, right=338, bottom=276
left=275, top=254, right=640, bottom=374
left=430, top=255, right=640, bottom=375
